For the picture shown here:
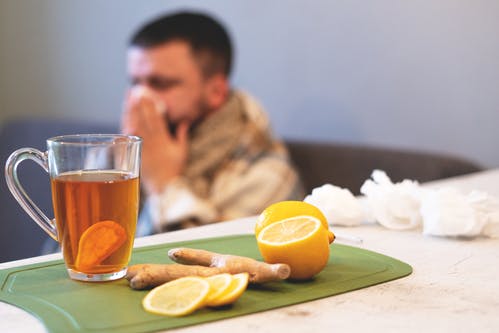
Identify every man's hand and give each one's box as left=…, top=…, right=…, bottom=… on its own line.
left=122, top=91, right=190, bottom=194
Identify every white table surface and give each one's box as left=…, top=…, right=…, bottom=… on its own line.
left=1, top=169, right=499, bottom=333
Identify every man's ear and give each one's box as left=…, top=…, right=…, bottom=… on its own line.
left=204, top=74, right=229, bottom=110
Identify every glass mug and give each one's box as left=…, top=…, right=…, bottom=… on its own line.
left=5, top=134, right=141, bottom=282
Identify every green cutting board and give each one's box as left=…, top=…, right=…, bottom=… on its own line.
left=0, top=234, right=412, bottom=333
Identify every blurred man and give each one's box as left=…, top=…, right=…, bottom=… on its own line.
left=122, top=11, right=304, bottom=234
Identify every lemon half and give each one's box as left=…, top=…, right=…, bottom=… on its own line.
left=256, top=201, right=335, bottom=243
left=257, top=215, right=330, bottom=280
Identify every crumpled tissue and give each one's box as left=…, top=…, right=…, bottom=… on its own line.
left=360, top=170, right=499, bottom=238
left=360, top=170, right=423, bottom=230
left=130, top=85, right=167, bottom=114
left=304, top=184, right=365, bottom=226
left=421, top=188, right=499, bottom=238
left=306, top=169, right=499, bottom=239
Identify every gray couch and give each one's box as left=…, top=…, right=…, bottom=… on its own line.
left=286, top=140, right=482, bottom=195
left=0, top=118, right=483, bottom=262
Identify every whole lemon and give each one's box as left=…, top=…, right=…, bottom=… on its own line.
left=256, top=201, right=335, bottom=243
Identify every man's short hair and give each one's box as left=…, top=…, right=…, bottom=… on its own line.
left=130, top=11, right=233, bottom=78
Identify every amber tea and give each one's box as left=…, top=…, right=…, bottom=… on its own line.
left=6, top=134, right=141, bottom=281
left=51, top=170, right=139, bottom=275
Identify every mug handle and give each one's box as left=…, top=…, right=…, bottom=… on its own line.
left=4, top=148, right=58, bottom=240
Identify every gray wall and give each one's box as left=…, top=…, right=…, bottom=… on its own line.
left=1, top=0, right=498, bottom=167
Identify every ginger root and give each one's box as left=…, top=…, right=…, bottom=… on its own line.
left=126, top=264, right=226, bottom=290
left=168, top=248, right=290, bottom=283
left=126, top=248, right=290, bottom=290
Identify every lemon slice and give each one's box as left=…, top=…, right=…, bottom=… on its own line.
left=142, top=276, right=210, bottom=316
left=204, top=273, right=234, bottom=304
left=206, top=273, right=249, bottom=307
left=75, top=220, right=127, bottom=272
left=257, top=215, right=330, bottom=280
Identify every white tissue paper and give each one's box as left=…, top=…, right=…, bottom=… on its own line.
left=130, top=86, right=167, bottom=115
left=305, top=169, right=499, bottom=239
left=469, top=191, right=499, bottom=238
left=421, top=189, right=499, bottom=238
left=304, top=184, right=364, bottom=226
left=421, top=188, right=482, bottom=237
left=360, top=170, right=423, bottom=230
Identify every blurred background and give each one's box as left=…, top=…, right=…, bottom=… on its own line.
left=0, top=0, right=498, bottom=167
